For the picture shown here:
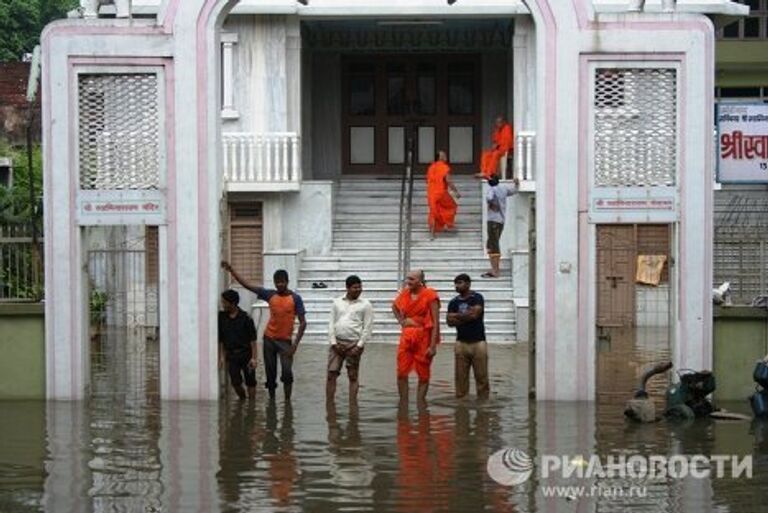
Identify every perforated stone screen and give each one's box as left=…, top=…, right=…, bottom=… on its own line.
left=593, top=68, right=677, bottom=187
left=78, top=74, right=161, bottom=190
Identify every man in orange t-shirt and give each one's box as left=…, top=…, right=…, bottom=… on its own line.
left=392, top=270, right=441, bottom=405
left=222, top=262, right=307, bottom=400
left=478, top=116, right=514, bottom=180
left=426, top=150, right=461, bottom=239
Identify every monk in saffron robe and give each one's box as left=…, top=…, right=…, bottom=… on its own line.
left=426, top=150, right=461, bottom=239
left=392, top=270, right=441, bottom=405
left=478, top=116, right=514, bottom=179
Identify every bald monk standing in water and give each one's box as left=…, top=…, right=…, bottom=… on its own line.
left=392, top=271, right=441, bottom=405
left=426, top=150, right=461, bottom=239
left=478, top=116, right=514, bottom=180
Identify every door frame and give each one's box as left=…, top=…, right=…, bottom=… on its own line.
left=586, top=222, right=678, bottom=400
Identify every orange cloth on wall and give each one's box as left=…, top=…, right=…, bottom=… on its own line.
left=479, top=122, right=514, bottom=179
left=393, top=287, right=440, bottom=382
left=426, top=161, right=457, bottom=233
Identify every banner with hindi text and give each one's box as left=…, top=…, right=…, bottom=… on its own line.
left=717, top=103, right=768, bottom=184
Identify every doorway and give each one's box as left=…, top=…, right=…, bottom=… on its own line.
left=595, top=224, right=673, bottom=408
left=86, top=226, right=160, bottom=399
left=341, top=54, right=481, bottom=174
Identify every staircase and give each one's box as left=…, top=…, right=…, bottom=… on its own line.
left=297, top=176, right=517, bottom=343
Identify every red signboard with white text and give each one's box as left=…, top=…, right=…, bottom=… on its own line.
left=717, top=103, right=768, bottom=184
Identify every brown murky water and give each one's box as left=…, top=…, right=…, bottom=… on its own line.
left=0, top=341, right=766, bottom=512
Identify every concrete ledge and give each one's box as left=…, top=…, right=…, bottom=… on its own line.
left=714, top=305, right=768, bottom=319
left=0, top=302, right=45, bottom=399
left=0, top=302, right=45, bottom=316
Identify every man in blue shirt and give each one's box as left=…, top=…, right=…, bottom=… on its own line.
left=447, top=274, right=489, bottom=399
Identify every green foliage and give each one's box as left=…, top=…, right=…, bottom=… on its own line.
left=0, top=0, right=80, bottom=61
left=0, top=264, right=43, bottom=301
left=0, top=139, right=42, bottom=226
left=89, top=289, right=109, bottom=324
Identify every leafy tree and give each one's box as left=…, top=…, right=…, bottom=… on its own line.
left=0, top=0, right=80, bottom=61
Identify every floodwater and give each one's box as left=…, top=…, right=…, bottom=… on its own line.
left=1, top=339, right=767, bottom=513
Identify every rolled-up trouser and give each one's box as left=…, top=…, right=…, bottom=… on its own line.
left=263, top=336, right=293, bottom=390
left=227, top=352, right=257, bottom=388
left=486, top=221, right=504, bottom=256
left=455, top=340, right=489, bottom=399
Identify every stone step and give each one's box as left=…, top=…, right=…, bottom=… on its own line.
left=293, top=287, right=515, bottom=301
left=298, top=273, right=510, bottom=285
left=300, top=260, right=504, bottom=272
left=299, top=329, right=517, bottom=344
left=292, top=175, right=516, bottom=342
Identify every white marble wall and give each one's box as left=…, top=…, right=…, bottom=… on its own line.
left=221, top=14, right=301, bottom=133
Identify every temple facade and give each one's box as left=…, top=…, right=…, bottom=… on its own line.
left=42, top=0, right=745, bottom=400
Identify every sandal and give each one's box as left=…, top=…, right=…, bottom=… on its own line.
left=481, top=272, right=498, bottom=279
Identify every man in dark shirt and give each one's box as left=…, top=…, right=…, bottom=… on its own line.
left=218, top=289, right=258, bottom=400
left=446, top=274, right=489, bottom=399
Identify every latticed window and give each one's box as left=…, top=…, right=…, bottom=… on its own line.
left=78, top=74, right=161, bottom=190
left=593, top=67, right=677, bottom=187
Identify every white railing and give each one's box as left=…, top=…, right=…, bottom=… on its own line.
left=498, top=130, right=535, bottom=183
left=515, top=131, right=535, bottom=182
left=222, top=132, right=301, bottom=189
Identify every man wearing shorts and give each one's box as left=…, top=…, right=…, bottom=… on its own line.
left=392, top=270, right=441, bottom=406
left=218, top=289, right=258, bottom=400
left=483, top=175, right=519, bottom=278
left=327, top=275, right=374, bottom=403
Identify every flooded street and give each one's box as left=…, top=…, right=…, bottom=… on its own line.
left=0, top=341, right=766, bottom=512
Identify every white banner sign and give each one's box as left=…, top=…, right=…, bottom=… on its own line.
left=717, top=103, right=768, bottom=184
left=589, top=187, right=678, bottom=223
left=77, top=190, right=167, bottom=226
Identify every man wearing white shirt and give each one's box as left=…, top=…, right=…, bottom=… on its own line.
left=327, top=275, right=375, bottom=402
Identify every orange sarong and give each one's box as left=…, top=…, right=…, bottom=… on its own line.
left=426, top=161, right=457, bottom=233
left=480, top=122, right=514, bottom=179
left=393, top=287, right=440, bottom=382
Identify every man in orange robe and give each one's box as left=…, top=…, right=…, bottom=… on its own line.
left=392, top=270, right=441, bottom=405
left=478, top=116, right=514, bottom=179
left=426, top=150, right=461, bottom=239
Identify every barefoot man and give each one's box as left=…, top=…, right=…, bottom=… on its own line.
left=426, top=150, right=461, bottom=239
left=392, top=270, right=441, bottom=405
left=478, top=116, right=514, bottom=180
left=327, top=275, right=374, bottom=403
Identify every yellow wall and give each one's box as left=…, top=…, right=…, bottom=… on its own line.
left=716, top=40, right=768, bottom=87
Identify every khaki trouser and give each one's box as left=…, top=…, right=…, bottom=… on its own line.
left=455, top=340, right=489, bottom=399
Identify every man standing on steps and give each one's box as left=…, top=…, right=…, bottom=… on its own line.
left=392, top=270, right=441, bottom=406
left=222, top=262, right=307, bottom=400
left=483, top=175, right=519, bottom=279
left=327, top=275, right=374, bottom=403
left=446, top=274, right=489, bottom=400
left=426, top=150, right=461, bottom=240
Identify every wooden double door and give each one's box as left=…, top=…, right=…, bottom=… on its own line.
left=342, top=54, right=481, bottom=174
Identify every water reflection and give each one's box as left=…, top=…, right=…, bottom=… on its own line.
left=0, top=343, right=766, bottom=512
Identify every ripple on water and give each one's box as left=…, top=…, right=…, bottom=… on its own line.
left=0, top=343, right=766, bottom=512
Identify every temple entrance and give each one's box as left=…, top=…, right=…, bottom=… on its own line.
left=595, top=224, right=673, bottom=409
